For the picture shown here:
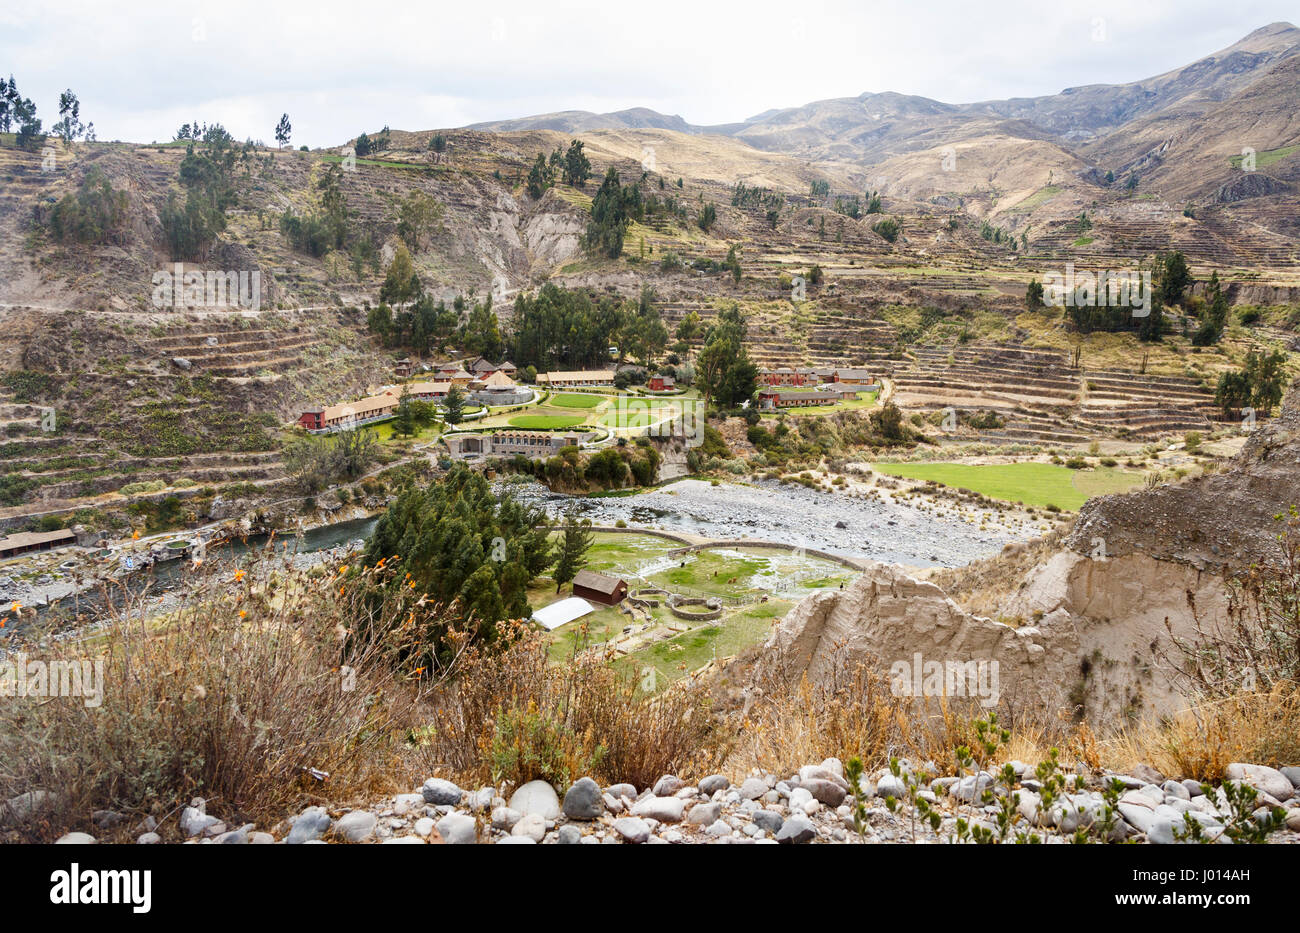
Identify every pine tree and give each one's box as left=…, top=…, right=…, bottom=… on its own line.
left=442, top=385, right=466, bottom=425
left=552, top=514, right=594, bottom=592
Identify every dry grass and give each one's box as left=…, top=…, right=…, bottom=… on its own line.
left=419, top=622, right=727, bottom=791
left=1110, top=684, right=1300, bottom=782
left=0, top=547, right=439, bottom=841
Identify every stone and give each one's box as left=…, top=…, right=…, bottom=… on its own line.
left=1148, top=814, right=1187, bottom=845
left=215, top=827, right=249, bottom=844
left=1182, top=779, right=1206, bottom=798
left=557, top=825, right=582, bottom=844
left=414, top=817, right=435, bottom=837
left=498, top=836, right=536, bottom=844
left=436, top=812, right=478, bottom=845
left=751, top=810, right=784, bottom=834
left=562, top=777, right=604, bottom=820
left=602, top=794, right=624, bottom=814
left=286, top=806, right=331, bottom=844
left=382, top=836, right=426, bottom=844
left=511, top=813, right=546, bottom=842
left=775, top=816, right=816, bottom=844
left=137, top=832, right=161, bottom=845
left=950, top=772, right=995, bottom=802
left=738, top=777, right=768, bottom=800
left=180, top=806, right=220, bottom=837
left=55, top=832, right=96, bottom=844
left=705, top=820, right=732, bottom=837
left=820, top=757, right=845, bottom=777
left=1131, top=764, right=1165, bottom=785
left=1280, top=766, right=1300, bottom=790
left=802, top=778, right=847, bottom=807
left=491, top=807, right=522, bottom=831
left=653, top=775, right=685, bottom=796
left=250, top=832, right=275, bottom=845
left=605, top=783, right=637, bottom=799
left=1162, top=780, right=1190, bottom=801
left=631, top=796, right=685, bottom=822
left=1225, top=763, right=1294, bottom=802
left=613, top=817, right=650, bottom=843
left=1286, top=809, right=1300, bottom=832
left=334, top=810, right=378, bottom=843
left=1118, top=803, right=1154, bottom=835
left=421, top=778, right=464, bottom=806
left=699, top=775, right=730, bottom=795
left=686, top=802, right=721, bottom=825
left=876, top=774, right=907, bottom=799
left=509, top=780, right=561, bottom=819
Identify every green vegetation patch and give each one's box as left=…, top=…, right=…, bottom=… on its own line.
left=871, top=461, right=1144, bottom=510
left=549, top=393, right=605, bottom=409
left=508, top=414, right=587, bottom=429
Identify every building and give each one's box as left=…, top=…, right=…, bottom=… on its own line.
left=443, top=430, right=593, bottom=460
left=537, top=370, right=615, bottom=388
left=468, top=358, right=518, bottom=379
left=647, top=374, right=676, bottom=391
left=384, top=381, right=452, bottom=401
left=757, top=387, right=849, bottom=410
left=0, top=528, right=78, bottom=560
left=571, top=569, right=628, bottom=606
left=299, top=393, right=397, bottom=432
left=827, top=368, right=876, bottom=387
left=759, top=366, right=815, bottom=387
left=394, top=358, right=413, bottom=377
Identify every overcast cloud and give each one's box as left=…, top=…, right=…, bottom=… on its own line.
left=0, top=0, right=1295, bottom=147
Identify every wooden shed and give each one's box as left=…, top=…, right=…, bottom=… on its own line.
left=571, top=569, right=628, bottom=606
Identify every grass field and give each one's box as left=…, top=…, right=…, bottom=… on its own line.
left=549, top=393, right=605, bottom=409
left=871, top=460, right=1144, bottom=510
left=508, top=413, right=587, bottom=429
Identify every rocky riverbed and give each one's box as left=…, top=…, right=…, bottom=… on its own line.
left=508, top=477, right=1029, bottom=568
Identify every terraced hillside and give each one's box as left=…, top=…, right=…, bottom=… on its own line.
left=0, top=307, right=388, bottom=529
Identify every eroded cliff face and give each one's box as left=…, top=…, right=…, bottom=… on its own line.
left=757, top=379, right=1300, bottom=724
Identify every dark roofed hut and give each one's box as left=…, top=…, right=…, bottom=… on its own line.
left=571, top=569, right=628, bottom=606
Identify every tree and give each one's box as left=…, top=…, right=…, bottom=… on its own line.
left=1154, top=251, right=1191, bottom=310
left=562, top=139, right=591, bottom=187
left=871, top=402, right=906, bottom=441
left=393, top=385, right=418, bottom=437
left=275, top=113, right=292, bottom=148
left=54, top=89, right=84, bottom=144
left=1025, top=279, right=1044, bottom=309
left=362, top=465, right=553, bottom=647
left=49, top=168, right=127, bottom=244
left=442, top=385, right=466, bottom=425
left=429, top=133, right=447, bottom=153
left=379, top=244, right=421, bottom=305
left=1192, top=271, right=1229, bottom=346
left=698, top=203, right=717, bottom=232
left=552, top=513, right=594, bottom=591
left=872, top=216, right=902, bottom=243
left=526, top=153, right=552, bottom=200
left=396, top=189, right=443, bottom=251
left=585, top=167, right=629, bottom=258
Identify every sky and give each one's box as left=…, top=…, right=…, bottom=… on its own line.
left=0, top=0, right=1295, bottom=148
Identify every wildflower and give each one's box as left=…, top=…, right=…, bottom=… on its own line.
left=239, top=610, right=247, bottom=619
left=9, top=601, right=19, bottom=613
left=234, top=569, right=245, bottom=582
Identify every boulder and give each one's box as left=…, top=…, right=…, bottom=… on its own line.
left=562, top=777, right=604, bottom=820
left=509, top=780, right=561, bottom=819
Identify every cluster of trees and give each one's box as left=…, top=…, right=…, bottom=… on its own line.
left=510, top=282, right=625, bottom=370
left=279, top=161, right=350, bottom=256
left=695, top=305, right=758, bottom=407
left=730, top=182, right=784, bottom=212
left=284, top=428, right=378, bottom=493
left=1192, top=271, right=1230, bottom=346
left=161, top=124, right=251, bottom=260
left=48, top=167, right=127, bottom=244
left=2, top=79, right=92, bottom=149
left=354, top=127, right=391, bottom=157
left=585, top=167, right=645, bottom=258
left=506, top=437, right=662, bottom=492
left=526, top=140, right=591, bottom=199
left=1215, top=349, right=1287, bottom=418
left=1057, top=251, right=1191, bottom=342
left=363, top=467, right=595, bottom=648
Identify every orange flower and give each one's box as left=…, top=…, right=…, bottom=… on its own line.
left=338, top=586, right=345, bottom=597
left=233, top=569, right=245, bottom=582
left=9, top=601, right=20, bottom=613
left=238, top=610, right=247, bottom=619
left=131, top=530, right=140, bottom=540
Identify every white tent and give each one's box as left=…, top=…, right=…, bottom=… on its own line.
left=531, top=596, right=597, bottom=631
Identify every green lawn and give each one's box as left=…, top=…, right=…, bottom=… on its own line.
left=550, top=393, right=605, bottom=409
left=508, top=413, right=587, bottom=429
left=1229, top=145, right=1299, bottom=169
left=871, top=461, right=1144, bottom=510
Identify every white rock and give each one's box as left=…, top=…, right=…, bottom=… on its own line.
left=508, top=780, right=561, bottom=819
